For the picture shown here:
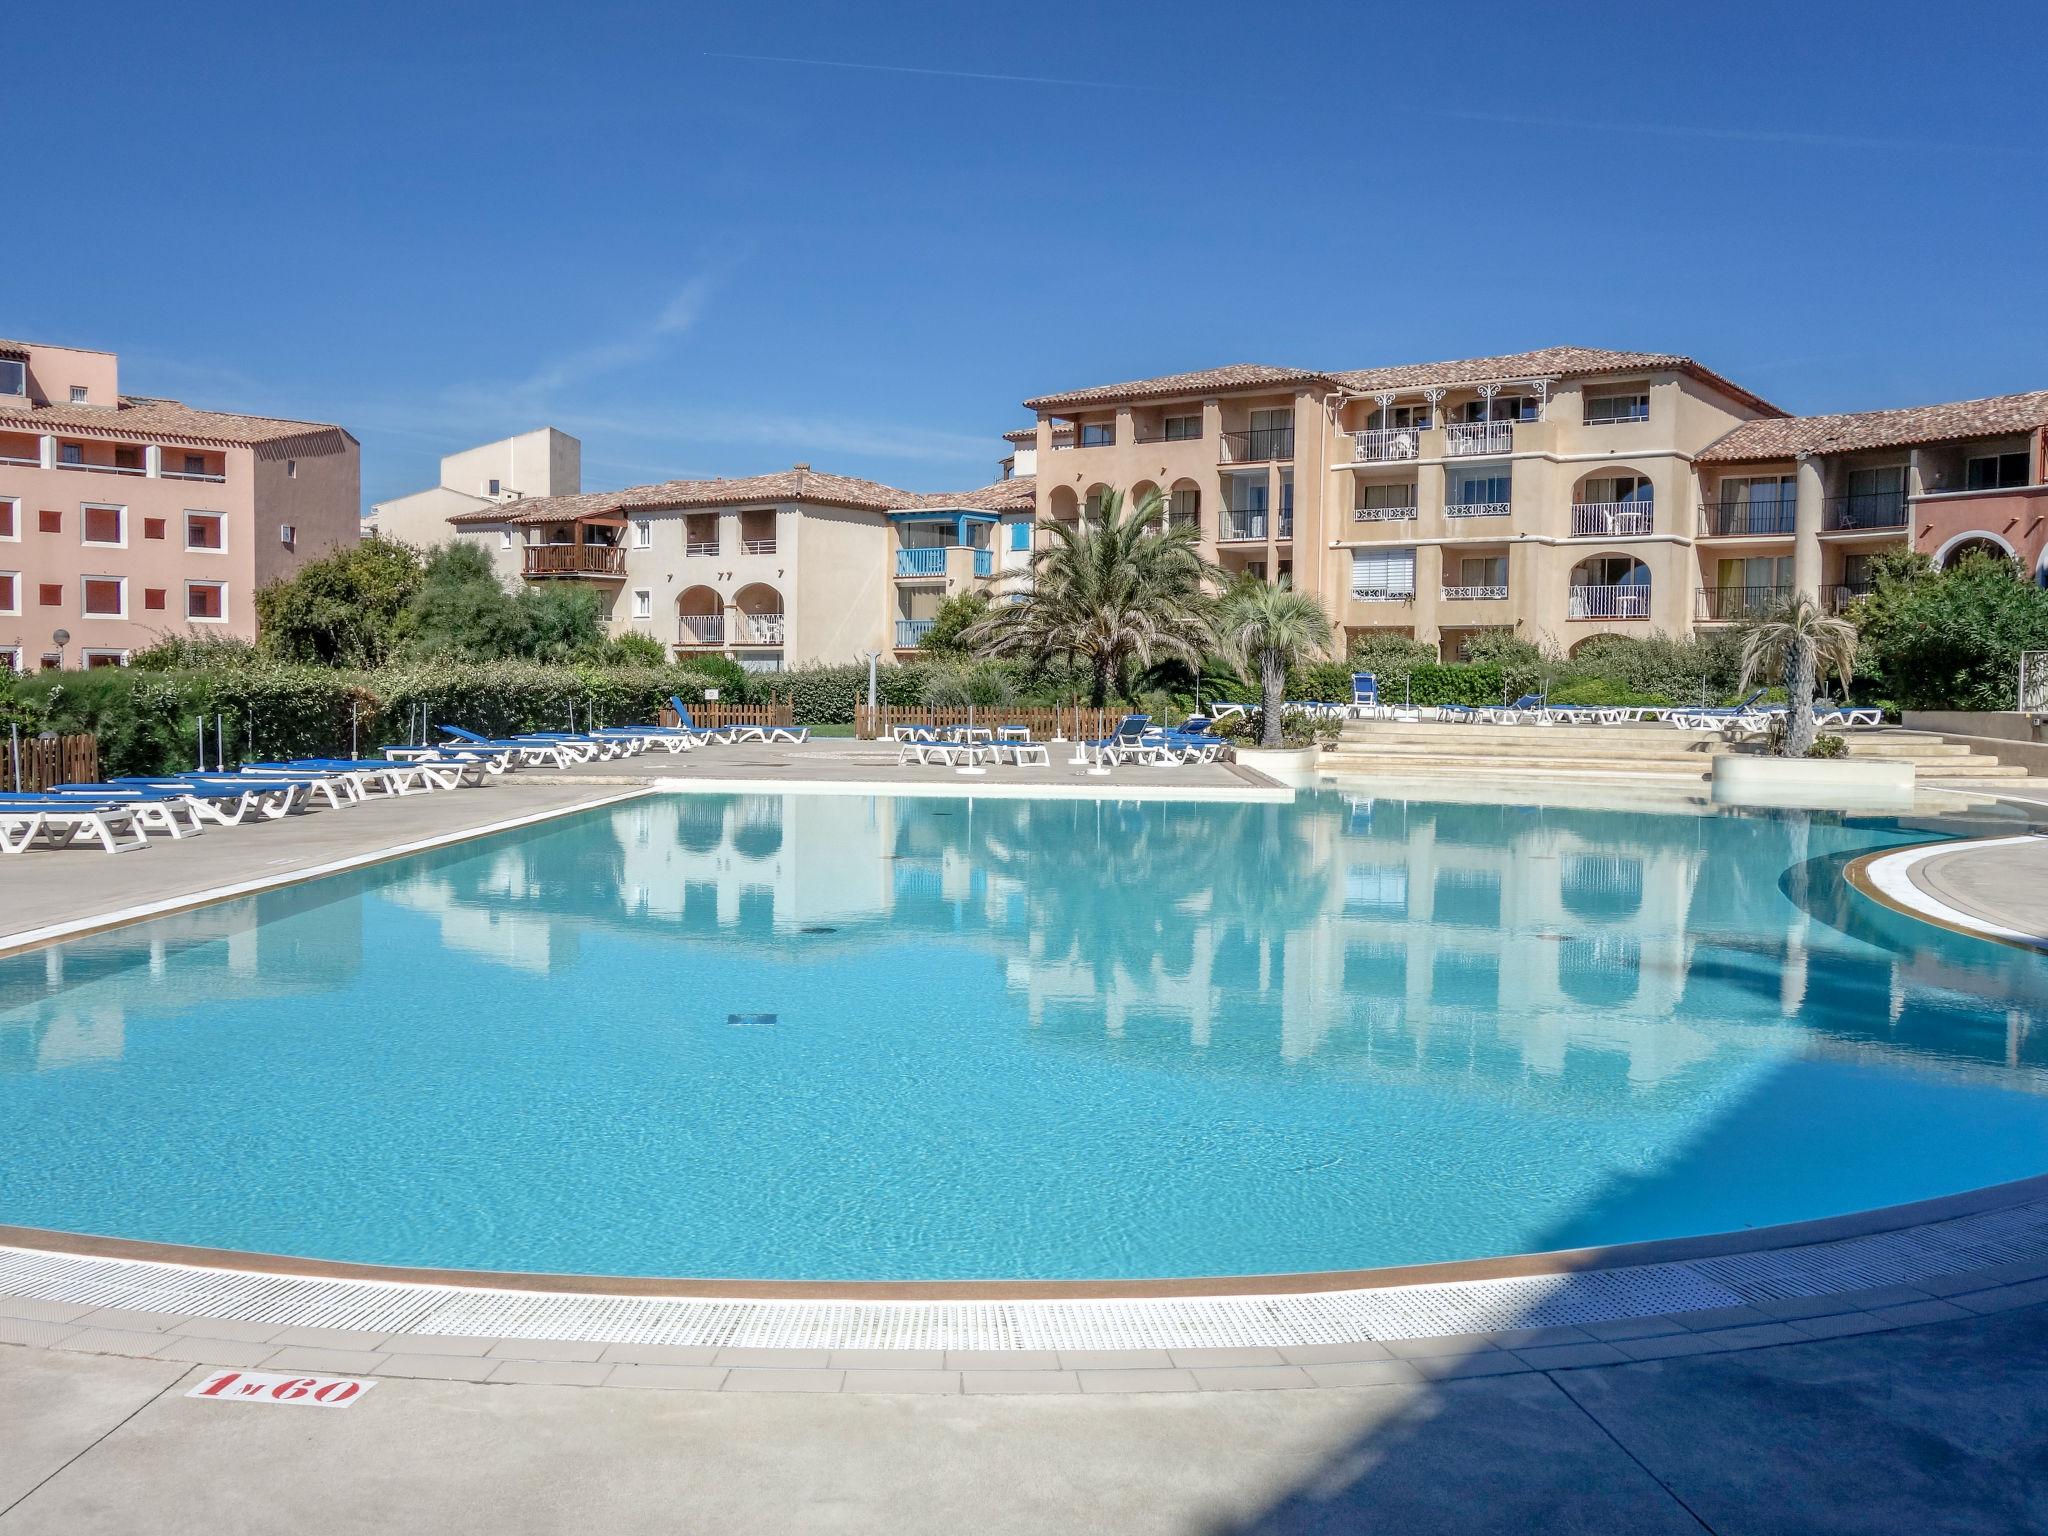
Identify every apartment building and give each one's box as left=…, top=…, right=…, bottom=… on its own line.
left=443, top=462, right=1035, bottom=670
left=1020, top=347, right=2048, bottom=657
left=365, top=427, right=581, bottom=546
left=0, top=338, right=359, bottom=671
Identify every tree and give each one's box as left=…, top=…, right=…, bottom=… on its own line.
left=399, top=542, right=608, bottom=662
left=1853, top=549, right=2048, bottom=711
left=1737, top=594, right=1859, bottom=756
left=1219, top=582, right=1334, bottom=748
left=255, top=539, right=424, bottom=666
left=962, top=489, right=1217, bottom=705
left=918, top=592, right=990, bottom=656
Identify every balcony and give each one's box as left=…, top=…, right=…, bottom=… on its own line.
left=1053, top=428, right=1114, bottom=451
left=1133, top=425, right=1202, bottom=445
left=1353, top=503, right=1419, bottom=523
left=1824, top=494, right=1909, bottom=532
left=523, top=543, right=626, bottom=579
left=896, top=618, right=935, bottom=647
left=1696, top=584, right=1789, bottom=622
left=1702, top=501, right=1795, bottom=537
left=685, top=539, right=719, bottom=557
left=1441, top=585, right=1509, bottom=601
left=677, top=615, right=724, bottom=645
left=896, top=546, right=946, bottom=577
left=737, top=613, right=786, bottom=645
left=1828, top=581, right=1875, bottom=613
left=1568, top=584, right=1651, bottom=620
left=741, top=537, right=777, bottom=555
left=1445, top=422, right=1514, bottom=457
left=1446, top=501, right=1510, bottom=519
left=1571, top=502, right=1654, bottom=537
left=973, top=547, right=994, bottom=578
left=55, top=457, right=148, bottom=478
left=1219, top=427, right=1293, bottom=464
left=1220, top=512, right=1268, bottom=542
left=1353, top=426, right=1424, bottom=463
left=1350, top=586, right=1415, bottom=603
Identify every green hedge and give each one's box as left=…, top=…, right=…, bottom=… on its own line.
left=758, top=662, right=932, bottom=725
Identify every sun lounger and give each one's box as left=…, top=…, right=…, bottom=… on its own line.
left=240, top=759, right=460, bottom=796
left=428, top=729, right=577, bottom=769
left=0, top=796, right=151, bottom=853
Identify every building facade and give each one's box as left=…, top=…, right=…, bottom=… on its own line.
left=1020, top=347, right=2048, bottom=658
left=0, top=338, right=358, bottom=671
left=442, top=463, right=1035, bottom=670
left=365, top=427, right=581, bottom=547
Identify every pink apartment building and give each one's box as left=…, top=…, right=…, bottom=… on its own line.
left=0, top=338, right=359, bottom=671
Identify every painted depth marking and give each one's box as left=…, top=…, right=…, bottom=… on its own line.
left=187, top=1369, right=374, bottom=1408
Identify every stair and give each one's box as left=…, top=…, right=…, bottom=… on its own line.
left=1318, top=722, right=2029, bottom=782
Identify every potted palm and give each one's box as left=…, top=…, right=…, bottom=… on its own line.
left=1217, top=582, right=1333, bottom=783
left=1710, top=593, right=1910, bottom=807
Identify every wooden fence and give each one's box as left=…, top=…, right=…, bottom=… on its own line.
left=853, top=705, right=1123, bottom=741
left=658, top=701, right=795, bottom=730
left=1, top=732, right=99, bottom=793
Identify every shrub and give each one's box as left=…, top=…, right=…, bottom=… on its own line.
left=593, top=631, right=669, bottom=666
left=1545, top=677, right=1673, bottom=708
left=760, top=662, right=929, bottom=724
left=1808, top=734, right=1846, bottom=759
left=1854, top=551, right=2048, bottom=711
left=1563, top=632, right=1741, bottom=707
left=919, top=593, right=991, bottom=656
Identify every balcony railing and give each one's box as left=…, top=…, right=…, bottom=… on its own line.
left=1571, top=502, right=1654, bottom=537
left=896, top=618, right=935, bottom=647
left=163, top=469, right=227, bottom=483
left=685, top=539, right=719, bottom=557
left=1220, top=513, right=1268, bottom=542
left=677, top=615, right=724, bottom=645
left=1133, top=425, right=1202, bottom=444
left=1219, top=427, right=1293, bottom=464
left=1446, top=500, right=1510, bottom=518
left=1568, top=583, right=1651, bottom=620
left=1702, top=500, right=1795, bottom=537
left=523, top=543, right=626, bottom=578
left=1824, top=494, right=1909, bottom=531
left=896, top=546, right=946, bottom=577
left=741, top=537, right=777, bottom=555
left=1441, top=585, right=1509, bottom=601
left=1351, top=586, right=1415, bottom=603
left=1828, top=581, right=1876, bottom=613
left=1696, top=584, right=1789, bottom=621
left=1353, top=503, right=1419, bottom=522
left=1054, top=429, right=1114, bottom=450
left=1352, top=426, right=1425, bottom=463
left=1445, top=421, right=1514, bottom=457
left=0, top=453, right=36, bottom=468
left=56, top=459, right=148, bottom=476
left=737, top=614, right=786, bottom=645
left=972, top=547, right=994, bottom=577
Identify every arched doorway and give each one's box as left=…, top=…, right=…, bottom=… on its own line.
left=1572, top=469, right=1654, bottom=536
left=676, top=585, right=723, bottom=647
left=732, top=583, right=786, bottom=646
left=1937, top=534, right=2016, bottom=571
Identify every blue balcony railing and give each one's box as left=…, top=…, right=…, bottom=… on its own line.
left=973, top=547, right=993, bottom=577
left=896, top=547, right=946, bottom=577
left=896, top=618, right=935, bottom=647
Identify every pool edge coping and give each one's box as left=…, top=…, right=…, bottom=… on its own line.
left=1845, top=834, right=2048, bottom=953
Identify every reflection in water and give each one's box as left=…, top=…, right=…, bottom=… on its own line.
left=0, top=789, right=2044, bottom=1279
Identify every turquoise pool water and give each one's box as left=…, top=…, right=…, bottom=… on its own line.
left=1, top=791, right=2045, bottom=1281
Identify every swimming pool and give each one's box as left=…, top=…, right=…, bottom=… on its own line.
left=1, top=790, right=2044, bottom=1282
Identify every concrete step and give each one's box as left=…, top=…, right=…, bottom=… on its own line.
left=1320, top=752, right=1710, bottom=781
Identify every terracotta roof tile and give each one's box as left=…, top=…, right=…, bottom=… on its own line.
left=1023, top=365, right=1332, bottom=412
left=447, top=463, right=964, bottom=526
left=1698, top=391, right=2048, bottom=463
left=896, top=476, right=1036, bottom=513
left=0, top=393, right=350, bottom=447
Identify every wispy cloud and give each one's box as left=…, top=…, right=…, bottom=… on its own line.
left=503, top=275, right=716, bottom=398
left=703, top=50, right=1165, bottom=93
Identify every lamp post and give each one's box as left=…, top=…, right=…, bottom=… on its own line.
left=51, top=627, right=69, bottom=672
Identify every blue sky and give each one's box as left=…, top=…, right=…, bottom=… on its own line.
left=13, top=0, right=2046, bottom=508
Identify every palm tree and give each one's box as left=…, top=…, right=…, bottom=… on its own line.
left=1218, top=582, right=1333, bottom=748
left=963, top=488, right=1218, bottom=706
left=1737, top=593, right=1859, bottom=757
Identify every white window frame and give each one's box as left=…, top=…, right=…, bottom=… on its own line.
left=632, top=589, right=652, bottom=619
left=80, top=648, right=130, bottom=668
left=0, top=359, right=24, bottom=396
left=59, top=442, right=83, bottom=466
left=184, top=510, right=228, bottom=554
left=0, top=496, right=16, bottom=540
left=633, top=519, right=652, bottom=549
left=1350, top=546, right=1417, bottom=598
left=0, top=570, right=18, bottom=616
left=80, top=502, right=127, bottom=549
left=279, top=524, right=296, bottom=547
left=184, top=579, right=229, bottom=624
left=1584, top=391, right=1652, bottom=425
left=0, top=646, right=21, bottom=674
left=69, top=386, right=89, bottom=404
left=80, top=574, right=127, bottom=618
left=500, top=530, right=514, bottom=551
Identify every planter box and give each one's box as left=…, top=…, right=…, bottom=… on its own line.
left=1711, top=754, right=1914, bottom=811
left=1233, top=745, right=1319, bottom=785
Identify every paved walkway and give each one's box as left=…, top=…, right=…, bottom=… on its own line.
left=1906, top=830, right=2048, bottom=942
left=2, top=1298, right=2043, bottom=1534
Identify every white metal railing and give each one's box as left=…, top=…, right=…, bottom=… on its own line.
left=1441, top=585, right=1509, bottom=601
left=1568, top=583, right=1651, bottom=620
left=162, top=470, right=227, bottom=483
left=1351, top=587, right=1415, bottom=603
left=1353, top=503, right=1419, bottom=522
left=1572, top=502, right=1654, bottom=537
left=738, top=614, right=786, bottom=644
left=1352, top=427, right=1423, bottom=462
left=741, top=538, right=777, bottom=555
left=1445, top=422, right=1514, bottom=456
left=1221, top=514, right=1268, bottom=542
left=678, top=615, right=724, bottom=644
left=685, top=540, right=719, bottom=557
left=1446, top=501, right=1510, bottom=518
left=0, top=453, right=39, bottom=467
left=56, top=460, right=147, bottom=476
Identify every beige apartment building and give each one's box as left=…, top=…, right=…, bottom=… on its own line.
left=443, top=463, right=1035, bottom=670
left=0, top=338, right=358, bottom=671
left=1021, top=347, right=2048, bottom=657
left=365, top=427, right=581, bottom=546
